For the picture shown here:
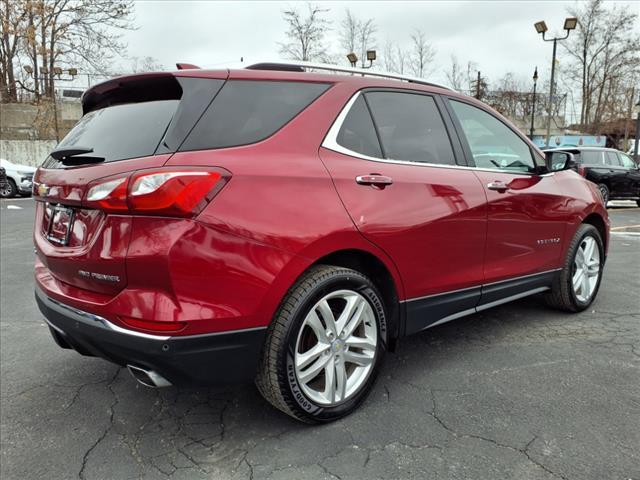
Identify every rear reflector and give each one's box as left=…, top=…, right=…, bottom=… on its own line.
left=121, top=317, right=187, bottom=333
left=84, top=167, right=229, bottom=217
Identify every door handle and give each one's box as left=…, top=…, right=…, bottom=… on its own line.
left=487, top=181, right=509, bottom=192
left=356, top=174, right=393, bottom=188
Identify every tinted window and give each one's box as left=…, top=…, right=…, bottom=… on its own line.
left=365, top=92, right=456, bottom=165
left=181, top=80, right=330, bottom=150
left=336, top=96, right=382, bottom=158
left=605, top=151, right=621, bottom=166
left=619, top=153, right=637, bottom=169
left=450, top=100, right=534, bottom=173
left=580, top=150, right=604, bottom=165
left=54, top=100, right=178, bottom=163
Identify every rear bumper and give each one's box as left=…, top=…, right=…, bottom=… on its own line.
left=35, top=286, right=266, bottom=386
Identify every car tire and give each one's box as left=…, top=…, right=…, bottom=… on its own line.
left=597, top=183, right=609, bottom=205
left=0, top=179, right=17, bottom=198
left=636, top=199, right=640, bottom=208
left=256, top=265, right=387, bottom=423
left=545, top=224, right=604, bottom=312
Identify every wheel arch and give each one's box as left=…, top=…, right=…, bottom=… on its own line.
left=582, top=212, right=608, bottom=252
left=259, top=239, right=405, bottom=350
left=311, top=249, right=403, bottom=349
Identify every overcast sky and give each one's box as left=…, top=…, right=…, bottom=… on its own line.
left=117, top=1, right=637, bottom=88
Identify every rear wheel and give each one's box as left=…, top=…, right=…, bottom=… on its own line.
left=256, top=265, right=387, bottom=423
left=545, top=224, right=604, bottom=312
left=597, top=183, right=609, bottom=205
left=0, top=179, right=17, bottom=198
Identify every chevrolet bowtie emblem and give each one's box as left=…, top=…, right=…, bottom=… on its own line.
left=36, top=183, right=49, bottom=196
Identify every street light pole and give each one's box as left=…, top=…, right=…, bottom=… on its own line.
left=534, top=17, right=577, bottom=148
left=634, top=96, right=640, bottom=162
left=530, top=67, right=538, bottom=139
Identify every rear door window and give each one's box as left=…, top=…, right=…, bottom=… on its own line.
left=180, top=80, right=330, bottom=151
left=580, top=150, right=604, bottom=165
left=364, top=91, right=456, bottom=165
left=336, top=96, right=382, bottom=158
left=605, top=151, right=621, bottom=167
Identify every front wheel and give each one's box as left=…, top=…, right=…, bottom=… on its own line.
left=0, top=179, right=17, bottom=198
left=256, top=265, right=387, bottom=423
left=545, top=224, right=604, bottom=312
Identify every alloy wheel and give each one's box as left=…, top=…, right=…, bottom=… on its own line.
left=572, top=236, right=600, bottom=303
left=294, top=289, right=378, bottom=406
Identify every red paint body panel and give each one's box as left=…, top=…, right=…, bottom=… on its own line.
left=473, top=171, right=574, bottom=283
left=34, top=67, right=609, bottom=341
left=320, top=148, right=487, bottom=298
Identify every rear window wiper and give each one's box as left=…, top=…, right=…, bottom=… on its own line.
left=49, top=146, right=105, bottom=165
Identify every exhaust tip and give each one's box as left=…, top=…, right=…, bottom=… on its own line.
left=127, top=365, right=172, bottom=388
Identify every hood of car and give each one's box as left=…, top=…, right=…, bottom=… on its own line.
left=0, top=159, right=37, bottom=173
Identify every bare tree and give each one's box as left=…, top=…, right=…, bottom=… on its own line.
left=562, top=0, right=640, bottom=129
left=128, top=56, right=164, bottom=73
left=339, top=9, right=376, bottom=67
left=383, top=41, right=408, bottom=74
left=4, top=0, right=134, bottom=101
left=0, top=0, right=28, bottom=102
left=279, top=3, right=331, bottom=62
left=446, top=55, right=464, bottom=91
left=409, top=29, right=435, bottom=78
left=339, top=9, right=358, bottom=57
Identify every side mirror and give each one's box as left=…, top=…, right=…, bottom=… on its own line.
left=545, top=151, right=576, bottom=172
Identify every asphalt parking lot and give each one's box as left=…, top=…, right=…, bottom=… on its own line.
left=1, top=198, right=639, bottom=480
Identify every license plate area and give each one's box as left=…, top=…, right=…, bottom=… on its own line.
left=45, top=203, right=75, bottom=246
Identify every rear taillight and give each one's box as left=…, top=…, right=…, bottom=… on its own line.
left=84, top=167, right=229, bottom=217
left=577, top=165, right=587, bottom=177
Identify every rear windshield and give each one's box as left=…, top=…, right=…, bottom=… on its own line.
left=180, top=80, right=330, bottom=151
left=54, top=100, right=178, bottom=163
left=43, top=77, right=329, bottom=167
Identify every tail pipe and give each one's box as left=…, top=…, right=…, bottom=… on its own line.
left=127, top=365, right=172, bottom=388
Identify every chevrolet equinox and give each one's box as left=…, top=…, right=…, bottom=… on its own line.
left=34, top=62, right=610, bottom=423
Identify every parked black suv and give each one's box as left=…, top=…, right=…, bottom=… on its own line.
left=547, top=147, right=640, bottom=205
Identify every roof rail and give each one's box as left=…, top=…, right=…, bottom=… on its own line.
left=246, top=60, right=452, bottom=91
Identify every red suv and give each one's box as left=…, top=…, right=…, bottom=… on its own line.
left=34, top=62, right=609, bottom=423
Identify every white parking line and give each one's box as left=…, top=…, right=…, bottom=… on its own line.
left=610, top=231, right=640, bottom=236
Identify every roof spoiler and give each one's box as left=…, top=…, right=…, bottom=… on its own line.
left=176, top=63, right=200, bottom=70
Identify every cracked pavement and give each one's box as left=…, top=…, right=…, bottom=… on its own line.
left=1, top=199, right=639, bottom=480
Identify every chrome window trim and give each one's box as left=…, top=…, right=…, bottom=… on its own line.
left=322, top=91, right=555, bottom=177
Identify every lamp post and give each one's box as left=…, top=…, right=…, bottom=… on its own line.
left=634, top=96, right=640, bottom=162
left=534, top=17, right=577, bottom=148
left=529, top=67, right=538, bottom=139
left=346, top=50, right=377, bottom=69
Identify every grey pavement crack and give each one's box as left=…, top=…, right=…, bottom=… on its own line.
left=78, top=367, right=122, bottom=480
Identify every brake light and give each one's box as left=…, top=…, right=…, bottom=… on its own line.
left=84, top=167, right=229, bottom=217
left=130, top=171, right=221, bottom=216
left=577, top=165, right=587, bottom=177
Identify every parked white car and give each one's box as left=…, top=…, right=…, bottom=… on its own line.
left=0, top=158, right=36, bottom=198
